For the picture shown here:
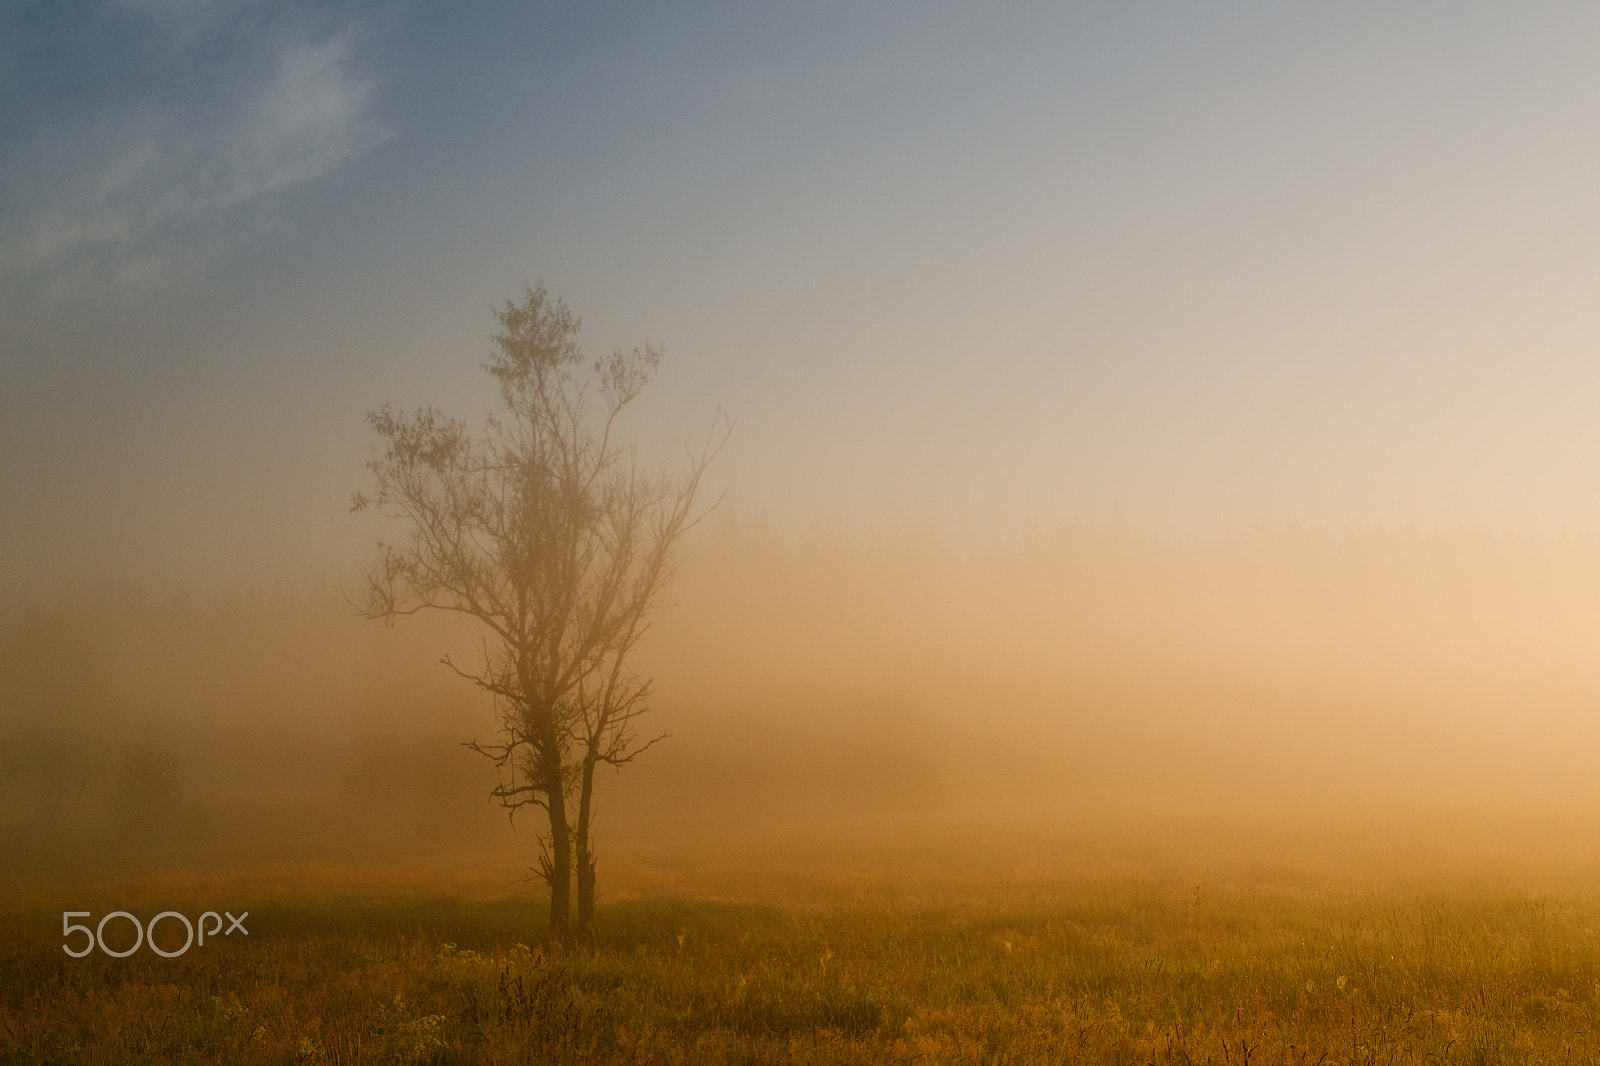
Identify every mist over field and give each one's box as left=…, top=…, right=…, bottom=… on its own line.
left=16, top=4, right=1600, bottom=1060
left=8, top=514, right=1600, bottom=897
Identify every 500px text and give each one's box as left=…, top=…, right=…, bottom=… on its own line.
left=62, top=911, right=249, bottom=958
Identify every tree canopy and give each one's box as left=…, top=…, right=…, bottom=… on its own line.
left=353, top=284, right=725, bottom=940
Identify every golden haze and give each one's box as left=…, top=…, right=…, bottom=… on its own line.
left=5, top=515, right=1600, bottom=890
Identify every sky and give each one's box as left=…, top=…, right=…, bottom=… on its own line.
left=5, top=1, right=1600, bottom=591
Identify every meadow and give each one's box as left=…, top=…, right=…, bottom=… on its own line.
left=6, top=813, right=1600, bottom=1064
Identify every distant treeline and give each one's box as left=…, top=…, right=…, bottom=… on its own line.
left=6, top=518, right=1600, bottom=861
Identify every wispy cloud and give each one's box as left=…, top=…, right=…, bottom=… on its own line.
left=0, top=1, right=389, bottom=316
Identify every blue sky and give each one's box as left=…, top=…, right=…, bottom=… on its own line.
left=6, top=2, right=1600, bottom=589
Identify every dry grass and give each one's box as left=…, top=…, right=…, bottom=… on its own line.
left=7, top=815, right=1600, bottom=1064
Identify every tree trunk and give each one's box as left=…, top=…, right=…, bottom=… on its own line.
left=542, top=740, right=571, bottom=944
left=575, top=756, right=597, bottom=940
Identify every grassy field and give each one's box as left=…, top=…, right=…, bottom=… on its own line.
left=6, top=819, right=1600, bottom=1064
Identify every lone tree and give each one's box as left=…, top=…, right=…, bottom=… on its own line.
left=352, top=284, right=723, bottom=943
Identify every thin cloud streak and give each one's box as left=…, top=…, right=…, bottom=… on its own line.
left=0, top=3, right=389, bottom=315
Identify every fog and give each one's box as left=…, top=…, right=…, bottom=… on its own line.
left=9, top=513, right=1600, bottom=895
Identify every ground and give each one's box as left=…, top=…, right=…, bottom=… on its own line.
left=5, top=813, right=1600, bottom=1064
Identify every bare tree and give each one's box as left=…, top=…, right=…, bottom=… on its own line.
left=352, top=284, right=723, bottom=942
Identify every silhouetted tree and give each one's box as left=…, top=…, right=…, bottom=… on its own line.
left=0, top=594, right=124, bottom=835
left=109, top=727, right=183, bottom=840
left=353, top=284, right=723, bottom=943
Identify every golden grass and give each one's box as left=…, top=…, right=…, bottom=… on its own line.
left=7, top=813, right=1600, bottom=1063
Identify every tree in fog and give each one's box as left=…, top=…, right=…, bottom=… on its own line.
left=353, top=284, right=723, bottom=943
left=109, top=728, right=184, bottom=841
left=0, top=596, right=116, bottom=831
